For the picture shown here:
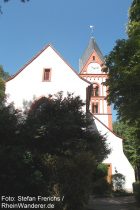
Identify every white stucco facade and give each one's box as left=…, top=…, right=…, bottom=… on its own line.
left=6, top=45, right=89, bottom=109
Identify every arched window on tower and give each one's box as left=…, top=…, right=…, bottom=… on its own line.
left=92, top=102, right=98, bottom=113
left=92, top=84, right=99, bottom=96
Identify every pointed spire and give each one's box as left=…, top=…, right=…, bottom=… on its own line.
left=79, top=37, right=104, bottom=71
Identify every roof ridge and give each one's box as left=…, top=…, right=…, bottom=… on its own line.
left=6, top=43, right=91, bottom=85
left=6, top=44, right=51, bottom=81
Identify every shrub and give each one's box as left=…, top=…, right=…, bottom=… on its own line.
left=112, top=173, right=125, bottom=192
left=96, top=163, right=108, bottom=178
left=92, top=163, right=112, bottom=196
left=93, top=178, right=111, bottom=196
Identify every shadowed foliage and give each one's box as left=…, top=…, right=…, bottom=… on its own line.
left=0, top=91, right=109, bottom=210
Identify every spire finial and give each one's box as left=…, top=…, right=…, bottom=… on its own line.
left=90, top=25, right=95, bottom=37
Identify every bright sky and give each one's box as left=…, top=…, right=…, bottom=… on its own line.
left=0, top=0, right=132, bottom=120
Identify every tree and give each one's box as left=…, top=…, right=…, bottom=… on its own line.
left=22, top=93, right=109, bottom=160
left=21, top=93, right=109, bottom=210
left=0, top=65, right=9, bottom=102
left=0, top=92, right=109, bottom=210
left=0, top=73, right=49, bottom=196
left=104, top=38, right=140, bottom=123
left=104, top=0, right=140, bottom=124
left=113, top=121, right=140, bottom=181
left=127, top=0, right=140, bottom=37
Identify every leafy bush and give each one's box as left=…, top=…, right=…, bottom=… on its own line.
left=92, top=163, right=111, bottom=196
left=96, top=163, right=108, bottom=178
left=133, top=182, right=140, bottom=205
left=52, top=152, right=96, bottom=210
left=0, top=93, right=110, bottom=210
left=112, top=173, right=125, bottom=192
left=92, top=178, right=111, bottom=196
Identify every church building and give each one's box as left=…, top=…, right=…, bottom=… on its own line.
left=5, top=37, right=135, bottom=192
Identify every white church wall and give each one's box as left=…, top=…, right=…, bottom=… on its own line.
left=6, top=46, right=89, bottom=109
left=94, top=115, right=109, bottom=127
left=93, top=116, right=135, bottom=192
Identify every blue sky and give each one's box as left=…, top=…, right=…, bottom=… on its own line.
left=0, top=0, right=132, bottom=120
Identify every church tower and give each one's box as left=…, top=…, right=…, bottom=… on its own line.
left=79, top=37, right=112, bottom=130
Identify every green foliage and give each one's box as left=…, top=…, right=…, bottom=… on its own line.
left=0, top=66, right=7, bottom=102
left=0, top=103, right=48, bottom=195
left=0, top=146, right=51, bottom=195
left=92, top=178, right=111, bottom=196
left=104, top=0, right=140, bottom=125
left=127, top=0, right=140, bottom=37
left=51, top=152, right=96, bottom=210
left=112, top=173, right=125, bottom=192
left=22, top=92, right=109, bottom=161
left=95, top=163, right=108, bottom=178
left=92, top=163, right=111, bottom=196
left=0, top=92, right=109, bottom=210
left=0, top=65, right=9, bottom=80
left=0, top=78, right=5, bottom=101
left=21, top=92, right=109, bottom=209
left=133, top=182, right=140, bottom=205
left=104, top=38, right=140, bottom=124
left=0, top=65, right=10, bottom=104
left=0, top=104, right=19, bottom=144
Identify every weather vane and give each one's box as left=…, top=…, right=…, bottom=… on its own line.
left=90, top=25, right=95, bottom=37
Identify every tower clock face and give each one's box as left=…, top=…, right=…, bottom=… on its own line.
left=87, top=62, right=101, bottom=74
